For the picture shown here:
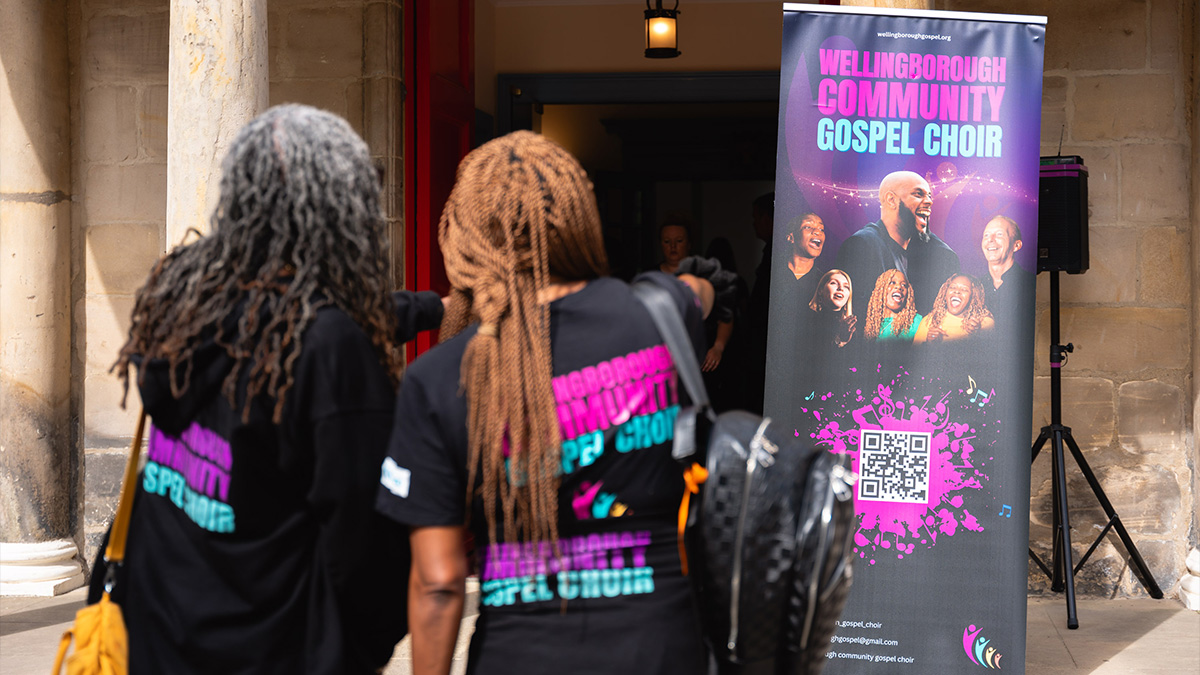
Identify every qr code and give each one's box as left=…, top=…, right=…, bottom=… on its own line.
left=857, top=429, right=931, bottom=504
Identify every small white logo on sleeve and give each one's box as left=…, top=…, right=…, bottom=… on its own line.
left=381, top=457, right=411, bottom=498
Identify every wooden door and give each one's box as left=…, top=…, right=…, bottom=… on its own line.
left=405, top=0, right=474, bottom=358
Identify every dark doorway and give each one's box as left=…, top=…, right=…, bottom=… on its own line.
left=495, top=72, right=780, bottom=282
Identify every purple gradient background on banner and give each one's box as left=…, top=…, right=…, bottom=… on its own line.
left=781, top=31, right=1042, bottom=277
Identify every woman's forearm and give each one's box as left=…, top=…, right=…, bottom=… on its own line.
left=714, top=319, right=733, bottom=349
left=408, top=527, right=468, bottom=675
left=409, top=572, right=464, bottom=675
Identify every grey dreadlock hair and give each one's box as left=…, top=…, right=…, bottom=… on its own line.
left=113, top=104, right=402, bottom=422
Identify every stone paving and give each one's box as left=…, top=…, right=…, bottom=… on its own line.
left=3, top=589, right=1196, bottom=674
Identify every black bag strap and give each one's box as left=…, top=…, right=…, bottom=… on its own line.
left=631, top=280, right=713, bottom=417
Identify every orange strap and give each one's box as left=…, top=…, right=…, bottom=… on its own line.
left=678, top=463, right=708, bottom=576
left=53, top=627, right=73, bottom=673
left=104, top=409, right=147, bottom=565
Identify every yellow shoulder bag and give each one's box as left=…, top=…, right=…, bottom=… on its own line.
left=53, top=409, right=146, bottom=675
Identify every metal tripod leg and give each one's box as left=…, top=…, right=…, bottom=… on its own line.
left=1030, top=422, right=1165, bottom=629
left=1030, top=423, right=1078, bottom=627
left=1061, top=432, right=1164, bottom=599
left=1049, top=425, right=1079, bottom=629
left=1029, top=268, right=1163, bottom=630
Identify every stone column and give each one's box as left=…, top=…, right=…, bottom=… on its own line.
left=0, top=0, right=82, bottom=596
left=1189, top=0, right=1199, bottom=609
left=166, top=0, right=268, bottom=245
left=363, top=0, right=405, bottom=286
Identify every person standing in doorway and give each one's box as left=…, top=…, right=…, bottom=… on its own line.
left=658, top=215, right=692, bottom=275
left=702, top=236, right=748, bottom=411
left=743, top=192, right=775, bottom=415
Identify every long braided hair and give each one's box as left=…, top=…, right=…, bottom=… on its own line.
left=439, top=131, right=609, bottom=547
left=926, top=273, right=992, bottom=336
left=864, top=269, right=918, bottom=340
left=113, top=104, right=402, bottom=422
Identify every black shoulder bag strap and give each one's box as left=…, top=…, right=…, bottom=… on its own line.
left=631, top=281, right=716, bottom=461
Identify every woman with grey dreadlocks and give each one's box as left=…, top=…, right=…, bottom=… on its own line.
left=376, top=131, right=721, bottom=675
left=96, top=104, right=442, bottom=674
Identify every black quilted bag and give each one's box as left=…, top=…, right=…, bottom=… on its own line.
left=633, top=281, right=856, bottom=675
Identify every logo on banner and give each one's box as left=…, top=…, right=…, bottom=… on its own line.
left=962, top=624, right=1003, bottom=669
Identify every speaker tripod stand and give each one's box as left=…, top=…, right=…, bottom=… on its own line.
left=1029, top=270, right=1163, bottom=629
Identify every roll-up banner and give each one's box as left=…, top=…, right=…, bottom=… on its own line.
left=769, top=5, right=1046, bottom=673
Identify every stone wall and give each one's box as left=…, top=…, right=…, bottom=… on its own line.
left=1194, top=0, right=1200, bottom=556
left=940, top=0, right=1197, bottom=597
left=72, top=0, right=171, bottom=567
left=74, top=0, right=402, bottom=565
left=267, top=0, right=404, bottom=279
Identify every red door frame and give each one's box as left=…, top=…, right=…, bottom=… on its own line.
left=404, top=0, right=474, bottom=359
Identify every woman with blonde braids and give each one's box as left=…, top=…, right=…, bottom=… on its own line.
left=913, top=273, right=995, bottom=343
left=377, top=131, right=714, bottom=675
left=864, top=269, right=922, bottom=343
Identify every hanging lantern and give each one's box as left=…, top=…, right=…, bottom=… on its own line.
left=645, top=0, right=680, bottom=59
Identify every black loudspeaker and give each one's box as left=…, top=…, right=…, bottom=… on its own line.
left=1037, top=156, right=1089, bottom=274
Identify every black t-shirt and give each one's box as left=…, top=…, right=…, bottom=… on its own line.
left=96, top=291, right=442, bottom=675
left=982, top=262, right=1035, bottom=330
left=835, top=220, right=960, bottom=316
left=377, top=273, right=708, bottom=675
